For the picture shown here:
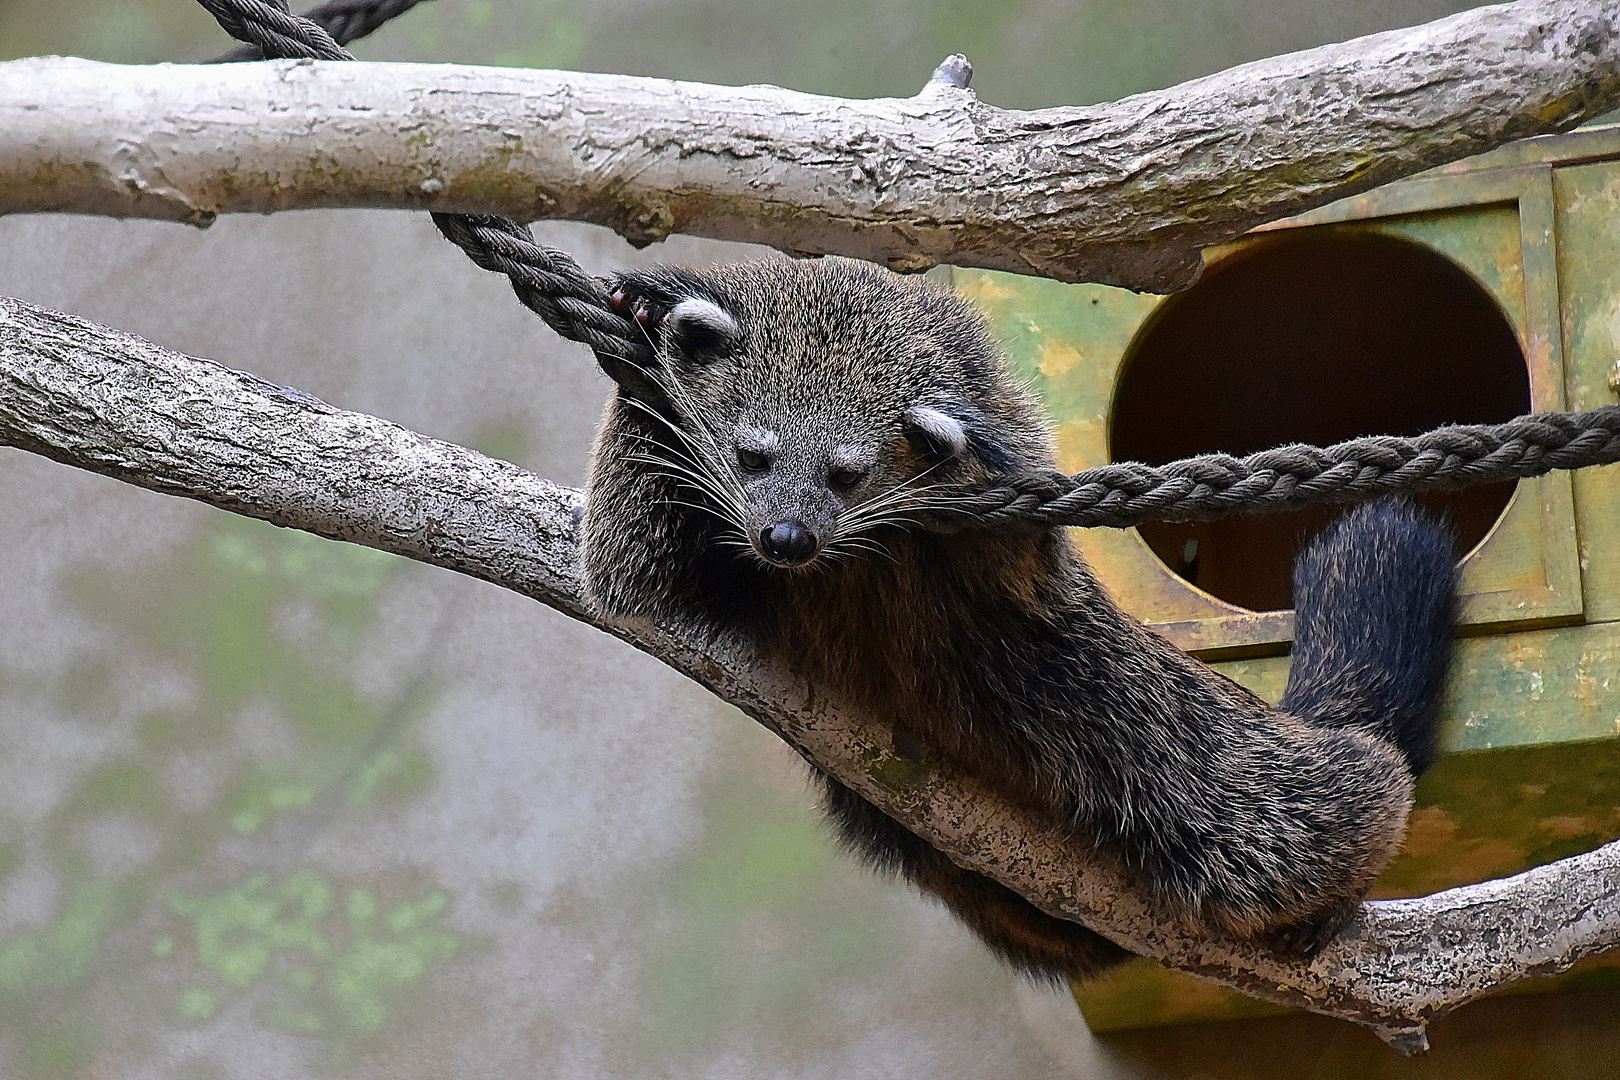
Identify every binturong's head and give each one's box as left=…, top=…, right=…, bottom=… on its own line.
left=599, top=257, right=1057, bottom=572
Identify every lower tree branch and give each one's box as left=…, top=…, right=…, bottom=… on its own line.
left=3, top=295, right=1618, bottom=1053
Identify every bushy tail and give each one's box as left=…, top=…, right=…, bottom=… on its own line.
left=1279, top=498, right=1457, bottom=776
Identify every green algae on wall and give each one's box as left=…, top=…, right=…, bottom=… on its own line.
left=162, top=871, right=458, bottom=1034
left=0, top=514, right=462, bottom=1074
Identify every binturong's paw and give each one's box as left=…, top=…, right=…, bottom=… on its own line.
left=1267, top=897, right=1361, bottom=960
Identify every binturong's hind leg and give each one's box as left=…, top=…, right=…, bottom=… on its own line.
left=815, top=772, right=1131, bottom=982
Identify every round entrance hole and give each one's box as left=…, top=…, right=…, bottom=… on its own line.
left=1109, top=231, right=1530, bottom=613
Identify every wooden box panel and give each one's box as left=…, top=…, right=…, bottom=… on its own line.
left=942, top=124, right=1620, bottom=1033
left=951, top=163, right=1581, bottom=658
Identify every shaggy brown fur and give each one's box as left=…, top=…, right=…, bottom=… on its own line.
left=579, top=257, right=1456, bottom=981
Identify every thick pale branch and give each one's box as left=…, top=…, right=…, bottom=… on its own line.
left=3, top=295, right=1618, bottom=1052
left=5, top=0, right=1620, bottom=290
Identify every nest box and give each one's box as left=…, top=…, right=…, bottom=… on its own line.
left=945, top=124, right=1620, bottom=1031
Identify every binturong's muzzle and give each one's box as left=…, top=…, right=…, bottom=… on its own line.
left=758, top=521, right=819, bottom=566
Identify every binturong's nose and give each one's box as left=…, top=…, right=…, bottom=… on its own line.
left=759, top=521, right=819, bottom=566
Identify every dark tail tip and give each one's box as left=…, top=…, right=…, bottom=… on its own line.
left=1280, top=498, right=1458, bottom=776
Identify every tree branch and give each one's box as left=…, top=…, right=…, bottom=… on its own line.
left=4, top=0, right=1620, bottom=291
left=4, top=295, right=1618, bottom=1053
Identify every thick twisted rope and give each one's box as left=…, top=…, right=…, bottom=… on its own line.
left=196, top=0, right=350, bottom=60
left=910, top=407, right=1620, bottom=531
left=193, top=0, right=1620, bottom=532
left=195, top=0, right=650, bottom=375
left=210, top=0, right=434, bottom=61
left=426, top=215, right=649, bottom=366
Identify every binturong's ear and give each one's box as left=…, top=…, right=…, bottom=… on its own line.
left=903, top=405, right=968, bottom=460
left=668, top=298, right=741, bottom=360
left=905, top=401, right=1026, bottom=472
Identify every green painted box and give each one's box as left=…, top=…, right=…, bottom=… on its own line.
left=945, top=124, right=1620, bottom=1032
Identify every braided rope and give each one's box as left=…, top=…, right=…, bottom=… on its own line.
left=192, top=0, right=1620, bottom=533
left=210, top=0, right=433, bottom=61
left=196, top=0, right=649, bottom=374
left=913, top=407, right=1620, bottom=531
left=196, top=0, right=350, bottom=60
left=425, top=215, right=649, bottom=364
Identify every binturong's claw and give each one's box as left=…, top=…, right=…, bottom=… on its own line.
left=1269, top=898, right=1361, bottom=960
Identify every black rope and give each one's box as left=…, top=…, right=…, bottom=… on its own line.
left=427, top=214, right=660, bottom=401
left=209, top=0, right=433, bottom=61
left=909, top=407, right=1620, bottom=531
left=192, top=0, right=1620, bottom=532
left=197, top=0, right=349, bottom=60
left=195, top=0, right=651, bottom=385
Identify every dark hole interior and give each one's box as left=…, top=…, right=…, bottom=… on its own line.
left=1109, top=231, right=1530, bottom=613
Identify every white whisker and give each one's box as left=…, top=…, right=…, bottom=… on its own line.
left=627, top=457, right=748, bottom=533
left=836, top=482, right=957, bottom=538
left=826, top=536, right=898, bottom=564
left=834, top=457, right=963, bottom=538
left=657, top=496, right=745, bottom=528
left=626, top=453, right=740, bottom=509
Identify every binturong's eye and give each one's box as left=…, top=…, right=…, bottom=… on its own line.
left=737, top=448, right=770, bottom=472
left=829, top=466, right=867, bottom=490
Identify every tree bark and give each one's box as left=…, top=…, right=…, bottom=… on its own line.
left=4, top=295, right=1618, bottom=1054
left=6, top=0, right=1620, bottom=291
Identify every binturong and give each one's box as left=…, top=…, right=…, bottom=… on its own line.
left=579, top=256, right=1457, bottom=981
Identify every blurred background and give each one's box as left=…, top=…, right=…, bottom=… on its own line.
left=5, top=2, right=1614, bottom=1079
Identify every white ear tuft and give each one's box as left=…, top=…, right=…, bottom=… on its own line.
left=670, top=298, right=740, bottom=349
left=905, top=405, right=967, bottom=457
